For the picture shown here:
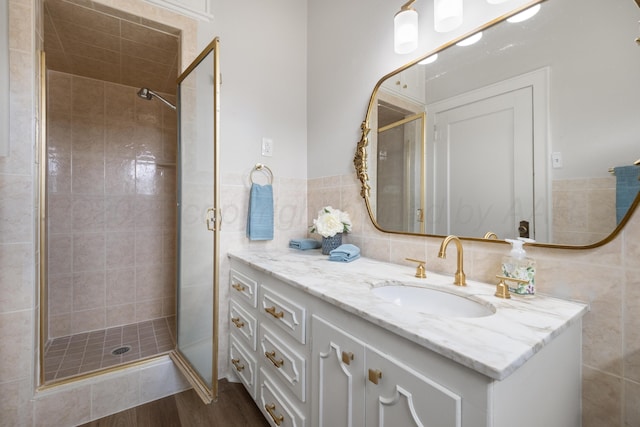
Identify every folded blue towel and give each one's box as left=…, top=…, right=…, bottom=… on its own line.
left=289, top=238, right=321, bottom=250
left=329, top=244, right=361, bottom=263
left=246, top=183, right=274, bottom=241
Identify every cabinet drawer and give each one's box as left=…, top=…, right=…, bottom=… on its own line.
left=259, top=368, right=306, bottom=427
left=230, top=269, right=258, bottom=308
left=230, top=299, right=258, bottom=351
left=261, top=285, right=306, bottom=344
left=229, top=335, right=257, bottom=399
left=260, top=324, right=306, bottom=402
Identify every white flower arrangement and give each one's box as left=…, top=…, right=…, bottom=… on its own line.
left=310, top=206, right=352, bottom=238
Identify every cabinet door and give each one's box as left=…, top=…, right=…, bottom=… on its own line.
left=365, top=346, right=462, bottom=427
left=311, top=315, right=366, bottom=427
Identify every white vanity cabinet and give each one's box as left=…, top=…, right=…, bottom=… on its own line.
left=228, top=255, right=583, bottom=427
left=229, top=263, right=310, bottom=427
left=312, top=315, right=461, bottom=427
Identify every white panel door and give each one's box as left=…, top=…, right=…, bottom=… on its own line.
left=431, top=87, right=534, bottom=239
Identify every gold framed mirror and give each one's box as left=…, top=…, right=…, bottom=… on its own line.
left=355, top=0, right=640, bottom=249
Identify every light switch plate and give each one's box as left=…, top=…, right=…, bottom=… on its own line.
left=262, top=137, right=273, bottom=157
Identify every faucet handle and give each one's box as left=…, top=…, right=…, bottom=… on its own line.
left=495, top=275, right=529, bottom=299
left=405, top=258, right=427, bottom=279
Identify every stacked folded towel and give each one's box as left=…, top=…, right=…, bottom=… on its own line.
left=289, top=238, right=321, bottom=250
left=329, top=244, right=360, bottom=263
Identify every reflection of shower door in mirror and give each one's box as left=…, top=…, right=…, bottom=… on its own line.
left=169, top=38, right=220, bottom=404
left=377, top=112, right=426, bottom=233
left=430, top=86, right=534, bottom=240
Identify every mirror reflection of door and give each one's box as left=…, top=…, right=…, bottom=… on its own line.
left=377, top=102, right=426, bottom=233
left=429, top=86, right=534, bottom=239
left=169, top=37, right=220, bottom=404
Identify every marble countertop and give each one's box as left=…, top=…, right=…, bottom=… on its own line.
left=228, top=249, right=588, bottom=381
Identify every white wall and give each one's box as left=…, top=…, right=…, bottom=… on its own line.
left=306, top=0, right=533, bottom=179
left=202, top=0, right=308, bottom=181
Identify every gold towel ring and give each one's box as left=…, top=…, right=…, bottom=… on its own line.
left=250, top=163, right=273, bottom=185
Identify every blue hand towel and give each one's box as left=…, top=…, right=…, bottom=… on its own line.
left=246, top=183, right=274, bottom=241
left=615, top=165, right=640, bottom=224
left=289, top=238, right=321, bottom=250
left=329, top=244, right=361, bottom=263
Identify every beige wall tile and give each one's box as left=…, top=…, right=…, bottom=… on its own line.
left=0, top=378, right=33, bottom=426
left=0, top=243, right=33, bottom=311
left=583, top=366, right=622, bottom=427
left=34, top=384, right=92, bottom=426
left=624, top=380, right=640, bottom=426
left=0, top=310, right=32, bottom=382
left=0, top=174, right=33, bottom=244
left=91, top=372, right=140, bottom=419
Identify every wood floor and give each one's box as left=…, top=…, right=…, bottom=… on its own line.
left=79, top=379, right=269, bottom=427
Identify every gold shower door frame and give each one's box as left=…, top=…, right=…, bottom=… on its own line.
left=169, top=37, right=221, bottom=404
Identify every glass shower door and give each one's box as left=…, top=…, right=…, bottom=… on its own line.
left=170, top=38, right=220, bottom=403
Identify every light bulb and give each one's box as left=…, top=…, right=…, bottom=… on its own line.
left=394, top=7, right=419, bottom=54
left=434, top=0, right=463, bottom=33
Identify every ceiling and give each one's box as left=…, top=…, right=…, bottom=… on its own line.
left=44, top=0, right=180, bottom=95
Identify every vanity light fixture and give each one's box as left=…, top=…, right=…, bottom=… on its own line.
left=434, top=0, right=463, bottom=33
left=394, top=0, right=419, bottom=54
left=507, top=4, right=541, bottom=23
left=456, top=31, right=483, bottom=46
left=419, top=53, right=438, bottom=64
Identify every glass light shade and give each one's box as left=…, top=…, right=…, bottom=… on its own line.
left=419, top=53, right=438, bottom=64
left=507, top=4, right=541, bottom=23
left=456, top=31, right=483, bottom=46
left=434, top=0, right=463, bottom=33
left=394, top=8, right=419, bottom=54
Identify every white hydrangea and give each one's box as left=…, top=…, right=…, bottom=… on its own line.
left=311, top=206, right=352, bottom=237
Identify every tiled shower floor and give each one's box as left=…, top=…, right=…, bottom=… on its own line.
left=43, top=317, right=176, bottom=382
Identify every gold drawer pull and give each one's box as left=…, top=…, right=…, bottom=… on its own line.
left=368, top=368, right=382, bottom=385
left=231, top=358, right=244, bottom=372
left=265, top=306, right=284, bottom=319
left=265, top=351, right=284, bottom=368
left=232, top=282, right=246, bottom=292
left=342, top=351, right=354, bottom=365
left=265, top=403, right=284, bottom=426
left=231, top=317, right=245, bottom=328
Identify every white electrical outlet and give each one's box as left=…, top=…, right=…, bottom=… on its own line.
left=261, top=137, right=273, bottom=157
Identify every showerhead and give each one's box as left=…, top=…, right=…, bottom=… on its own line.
left=137, top=87, right=153, bottom=100
left=137, top=87, right=176, bottom=110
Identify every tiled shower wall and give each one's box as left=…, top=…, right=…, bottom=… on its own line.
left=47, top=70, right=177, bottom=339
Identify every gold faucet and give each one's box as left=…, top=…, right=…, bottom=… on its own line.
left=437, top=235, right=466, bottom=286
left=405, top=258, right=427, bottom=278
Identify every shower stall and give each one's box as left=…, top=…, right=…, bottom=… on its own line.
left=42, top=0, right=181, bottom=383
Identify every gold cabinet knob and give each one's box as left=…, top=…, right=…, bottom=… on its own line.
left=368, top=368, right=382, bottom=385
left=341, top=351, right=354, bottom=365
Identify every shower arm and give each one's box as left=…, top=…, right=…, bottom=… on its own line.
left=147, top=89, right=176, bottom=110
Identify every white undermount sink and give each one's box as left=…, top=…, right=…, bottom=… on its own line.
left=372, top=285, right=495, bottom=318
